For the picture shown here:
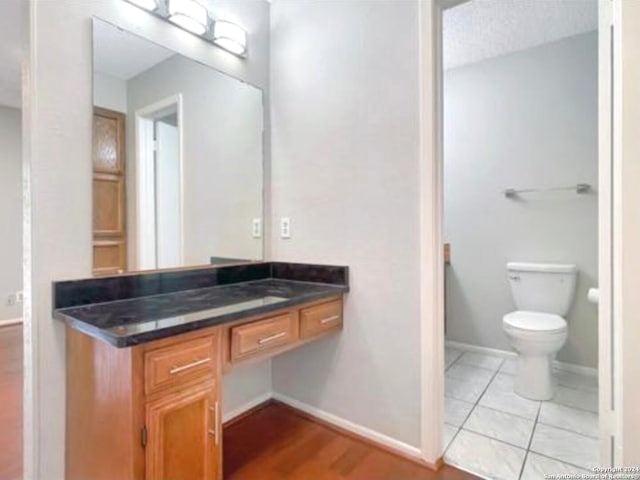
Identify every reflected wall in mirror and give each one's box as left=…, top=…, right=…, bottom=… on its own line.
left=0, top=0, right=23, bottom=325
left=92, top=18, right=264, bottom=276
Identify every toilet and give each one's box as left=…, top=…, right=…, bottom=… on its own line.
left=503, top=262, right=577, bottom=400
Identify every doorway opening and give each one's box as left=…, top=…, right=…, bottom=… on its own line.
left=135, top=94, right=184, bottom=270
left=435, top=1, right=603, bottom=478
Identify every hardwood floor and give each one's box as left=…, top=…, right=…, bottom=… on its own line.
left=0, top=324, right=22, bottom=480
left=0, top=325, right=478, bottom=480
left=223, top=402, right=478, bottom=480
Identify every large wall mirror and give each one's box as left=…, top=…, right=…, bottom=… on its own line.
left=92, top=18, right=264, bottom=276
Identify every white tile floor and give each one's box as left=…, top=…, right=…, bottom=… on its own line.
left=444, top=347, right=599, bottom=480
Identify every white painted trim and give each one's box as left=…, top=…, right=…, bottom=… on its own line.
left=272, top=393, right=422, bottom=460
left=445, top=340, right=598, bottom=378
left=134, top=94, right=185, bottom=270
left=23, top=1, right=37, bottom=478
left=445, top=340, right=515, bottom=359
left=418, top=0, right=446, bottom=465
left=136, top=114, right=156, bottom=269
left=597, top=0, right=616, bottom=466
left=0, top=318, right=23, bottom=328
left=222, top=392, right=273, bottom=424
left=612, top=0, right=640, bottom=465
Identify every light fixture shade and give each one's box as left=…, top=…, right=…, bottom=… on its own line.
left=168, top=0, right=209, bottom=36
left=125, top=0, right=158, bottom=11
left=213, top=20, right=247, bottom=56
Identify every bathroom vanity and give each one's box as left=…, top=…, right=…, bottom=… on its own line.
left=57, top=18, right=351, bottom=480
left=54, top=262, right=348, bottom=480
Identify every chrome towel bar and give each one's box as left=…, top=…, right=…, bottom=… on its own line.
left=503, top=183, right=591, bottom=198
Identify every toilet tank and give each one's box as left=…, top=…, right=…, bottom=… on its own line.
left=507, top=262, right=578, bottom=316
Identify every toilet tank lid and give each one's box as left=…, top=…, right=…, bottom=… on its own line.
left=507, top=262, right=577, bottom=273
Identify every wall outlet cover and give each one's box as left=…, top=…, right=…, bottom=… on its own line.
left=6, top=291, right=23, bottom=306
left=252, top=218, right=262, bottom=238
left=281, top=217, right=291, bottom=239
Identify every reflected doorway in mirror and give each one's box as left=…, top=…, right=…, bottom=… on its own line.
left=135, top=94, right=184, bottom=271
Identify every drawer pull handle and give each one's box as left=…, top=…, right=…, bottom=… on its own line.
left=208, top=401, right=220, bottom=445
left=258, top=332, right=287, bottom=345
left=169, top=357, right=211, bottom=375
left=320, top=315, right=340, bottom=325
left=214, top=402, right=220, bottom=445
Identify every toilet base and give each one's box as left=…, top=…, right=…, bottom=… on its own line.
left=515, top=354, right=554, bottom=401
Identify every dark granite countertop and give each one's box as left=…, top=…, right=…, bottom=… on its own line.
left=55, top=278, right=347, bottom=348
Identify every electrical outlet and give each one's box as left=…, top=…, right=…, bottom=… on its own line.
left=280, top=217, right=291, bottom=239
left=252, top=218, right=262, bottom=238
left=7, top=291, right=23, bottom=306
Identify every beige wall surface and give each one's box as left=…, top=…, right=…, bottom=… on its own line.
left=269, top=0, right=423, bottom=447
left=0, top=105, right=22, bottom=321
left=126, top=54, right=264, bottom=266
left=444, top=32, right=598, bottom=367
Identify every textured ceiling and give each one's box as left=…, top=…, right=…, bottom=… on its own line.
left=443, top=0, right=598, bottom=70
left=93, top=20, right=175, bottom=80
left=0, top=0, right=599, bottom=107
left=0, top=0, right=22, bottom=109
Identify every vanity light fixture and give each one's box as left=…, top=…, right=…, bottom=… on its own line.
left=125, top=0, right=158, bottom=11
left=213, top=20, right=247, bottom=57
left=167, top=0, right=209, bottom=35
left=122, top=0, right=247, bottom=58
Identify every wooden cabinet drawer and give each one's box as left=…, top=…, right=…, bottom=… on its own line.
left=230, top=313, right=298, bottom=362
left=144, top=335, right=217, bottom=395
left=300, top=300, right=343, bottom=339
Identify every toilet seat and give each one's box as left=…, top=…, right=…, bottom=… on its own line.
left=503, top=311, right=567, bottom=333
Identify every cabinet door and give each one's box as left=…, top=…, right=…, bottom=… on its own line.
left=92, top=107, right=127, bottom=276
left=145, top=383, right=221, bottom=480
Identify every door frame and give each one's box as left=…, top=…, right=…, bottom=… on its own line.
left=418, top=0, right=617, bottom=466
left=134, top=94, right=185, bottom=270
left=610, top=0, right=640, bottom=464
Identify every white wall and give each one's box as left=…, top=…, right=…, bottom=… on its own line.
left=0, top=105, right=22, bottom=321
left=270, top=0, right=422, bottom=447
left=126, top=54, right=264, bottom=266
left=443, top=32, right=598, bottom=367
left=24, top=1, right=270, bottom=478
left=93, top=72, right=127, bottom=113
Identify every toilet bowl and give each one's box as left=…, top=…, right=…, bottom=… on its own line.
left=503, top=262, right=577, bottom=401
left=503, top=311, right=568, bottom=400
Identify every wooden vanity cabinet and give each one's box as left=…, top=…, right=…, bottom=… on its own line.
left=65, top=296, right=343, bottom=480
left=66, top=327, right=222, bottom=480
left=145, top=382, right=220, bottom=480
left=220, top=296, right=343, bottom=373
left=143, top=335, right=221, bottom=480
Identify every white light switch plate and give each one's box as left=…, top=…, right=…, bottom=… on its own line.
left=281, top=217, right=291, bottom=239
left=252, top=218, right=262, bottom=238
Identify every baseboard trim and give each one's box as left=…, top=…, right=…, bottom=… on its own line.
left=272, top=393, right=442, bottom=470
left=446, top=340, right=598, bottom=377
left=0, top=318, right=22, bottom=328
left=222, top=392, right=273, bottom=425
left=446, top=340, right=515, bottom=359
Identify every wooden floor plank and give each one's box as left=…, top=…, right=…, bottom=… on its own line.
left=223, top=402, right=479, bottom=480
left=0, top=324, right=22, bottom=480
